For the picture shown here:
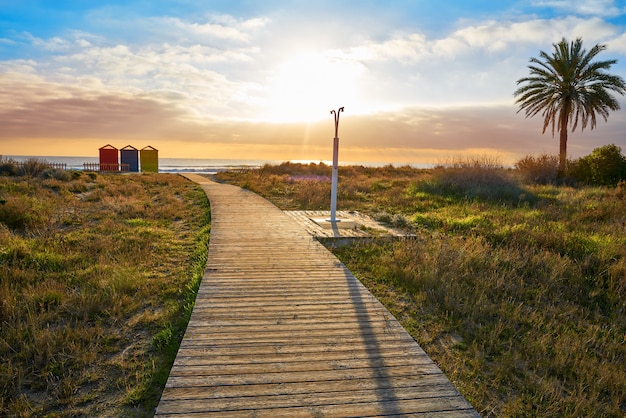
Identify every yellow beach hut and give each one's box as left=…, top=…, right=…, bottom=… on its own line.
left=140, top=146, right=158, bottom=173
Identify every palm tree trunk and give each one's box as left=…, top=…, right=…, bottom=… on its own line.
left=558, top=128, right=567, bottom=178
left=557, top=106, right=569, bottom=179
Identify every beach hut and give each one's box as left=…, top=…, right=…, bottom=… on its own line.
left=120, top=145, right=139, bottom=172
left=140, top=145, right=158, bottom=173
left=99, top=144, right=118, bottom=171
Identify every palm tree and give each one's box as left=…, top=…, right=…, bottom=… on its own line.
left=514, top=37, right=626, bottom=177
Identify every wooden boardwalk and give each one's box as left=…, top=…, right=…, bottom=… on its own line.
left=155, top=174, right=479, bottom=417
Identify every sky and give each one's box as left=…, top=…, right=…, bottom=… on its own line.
left=2, top=0, right=626, bottom=165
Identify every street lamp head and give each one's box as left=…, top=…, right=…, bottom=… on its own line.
left=331, top=106, right=344, bottom=139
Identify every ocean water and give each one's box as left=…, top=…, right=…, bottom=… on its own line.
left=4, top=155, right=285, bottom=174
left=3, top=155, right=426, bottom=173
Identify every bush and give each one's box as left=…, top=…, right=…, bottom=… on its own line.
left=373, top=211, right=409, bottom=229
left=568, top=144, right=626, bottom=186
left=516, top=154, right=559, bottom=184
left=17, top=158, right=49, bottom=178
left=0, top=196, right=34, bottom=230
left=42, top=168, right=72, bottom=182
left=436, top=154, right=504, bottom=170
left=415, top=162, right=533, bottom=205
left=0, top=159, right=17, bottom=176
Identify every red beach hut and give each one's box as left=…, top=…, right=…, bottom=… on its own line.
left=120, top=145, right=139, bottom=172
left=99, top=144, right=119, bottom=172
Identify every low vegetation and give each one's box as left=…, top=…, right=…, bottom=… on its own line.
left=216, top=157, right=626, bottom=417
left=0, top=159, right=210, bottom=417
left=2, top=154, right=624, bottom=416
left=568, top=144, right=626, bottom=186
left=516, top=144, right=626, bottom=186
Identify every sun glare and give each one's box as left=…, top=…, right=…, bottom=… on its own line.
left=262, top=52, right=366, bottom=123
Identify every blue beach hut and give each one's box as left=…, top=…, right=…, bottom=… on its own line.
left=120, top=145, right=139, bottom=172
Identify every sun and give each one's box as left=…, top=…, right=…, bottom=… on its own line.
left=261, top=51, right=366, bottom=123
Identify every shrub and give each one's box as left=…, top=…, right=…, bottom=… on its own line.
left=0, top=160, right=17, bottom=176
left=568, top=156, right=593, bottom=184
left=416, top=154, right=536, bottom=205
left=0, top=195, right=39, bottom=230
left=260, top=161, right=331, bottom=177
left=17, top=158, right=49, bottom=178
left=373, top=211, right=409, bottom=229
left=436, top=154, right=504, bottom=170
left=42, top=168, right=71, bottom=182
left=568, top=144, right=626, bottom=186
left=516, top=154, right=559, bottom=184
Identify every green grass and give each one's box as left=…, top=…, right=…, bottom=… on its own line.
left=216, top=162, right=626, bottom=417
left=0, top=167, right=210, bottom=417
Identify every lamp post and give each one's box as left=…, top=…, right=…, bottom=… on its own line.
left=329, top=107, right=344, bottom=222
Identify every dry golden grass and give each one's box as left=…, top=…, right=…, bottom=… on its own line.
left=0, top=164, right=209, bottom=417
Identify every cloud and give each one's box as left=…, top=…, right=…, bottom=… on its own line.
left=155, top=16, right=270, bottom=44
left=0, top=72, right=194, bottom=139
left=531, top=0, right=626, bottom=17
left=0, top=38, right=17, bottom=46
left=437, top=16, right=616, bottom=53
left=348, top=16, right=617, bottom=65
left=606, top=31, right=626, bottom=53
left=7, top=43, right=259, bottom=123
left=349, top=34, right=429, bottom=63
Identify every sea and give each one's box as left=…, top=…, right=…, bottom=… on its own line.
left=2, top=155, right=426, bottom=174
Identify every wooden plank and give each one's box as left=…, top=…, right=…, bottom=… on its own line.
left=157, top=387, right=465, bottom=413
left=179, top=335, right=419, bottom=350
left=168, top=355, right=440, bottom=377
left=155, top=174, right=478, bottom=417
left=173, top=339, right=424, bottom=358
left=163, top=365, right=446, bottom=388
left=155, top=397, right=475, bottom=417
left=158, top=374, right=452, bottom=400
left=172, top=348, right=430, bottom=365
